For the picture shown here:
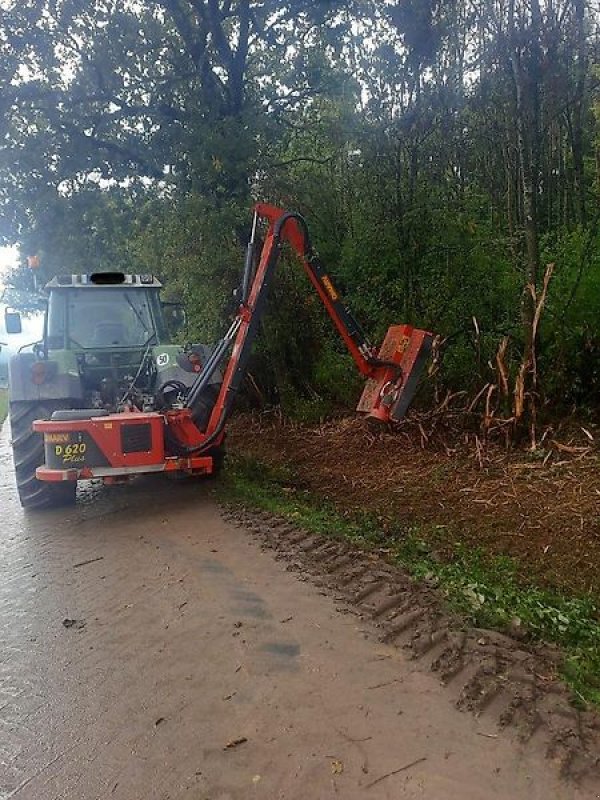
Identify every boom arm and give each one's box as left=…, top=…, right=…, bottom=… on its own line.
left=253, top=204, right=379, bottom=376
left=185, top=204, right=433, bottom=451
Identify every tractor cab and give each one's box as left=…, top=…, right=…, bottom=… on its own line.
left=24, top=272, right=191, bottom=411
left=44, top=273, right=174, bottom=351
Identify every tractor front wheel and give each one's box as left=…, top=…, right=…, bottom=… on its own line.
left=9, top=401, right=77, bottom=510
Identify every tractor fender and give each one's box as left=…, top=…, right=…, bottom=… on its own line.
left=8, top=352, right=84, bottom=403
left=153, top=344, right=222, bottom=390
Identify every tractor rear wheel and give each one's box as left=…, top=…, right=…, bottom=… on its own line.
left=190, top=383, right=221, bottom=431
left=9, top=401, right=77, bottom=510
left=207, top=443, right=226, bottom=477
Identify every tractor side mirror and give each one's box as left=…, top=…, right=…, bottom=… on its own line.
left=162, top=302, right=187, bottom=336
left=4, top=309, right=22, bottom=335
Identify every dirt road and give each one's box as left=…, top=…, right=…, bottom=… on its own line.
left=0, top=425, right=596, bottom=800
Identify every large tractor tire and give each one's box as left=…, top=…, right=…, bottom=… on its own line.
left=190, top=383, right=221, bottom=431
left=9, top=401, right=76, bottom=510
left=200, top=442, right=226, bottom=480
left=188, top=384, right=226, bottom=477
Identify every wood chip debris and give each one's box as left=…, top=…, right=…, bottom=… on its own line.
left=72, top=556, right=105, bottom=569
left=364, top=756, right=427, bottom=789
left=224, top=737, right=248, bottom=750
left=62, top=618, right=85, bottom=629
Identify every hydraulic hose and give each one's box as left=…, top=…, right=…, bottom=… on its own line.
left=185, top=317, right=242, bottom=410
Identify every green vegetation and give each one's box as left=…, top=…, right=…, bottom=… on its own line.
left=221, top=455, right=600, bottom=708
left=1, top=2, right=599, bottom=424
left=0, top=389, right=7, bottom=426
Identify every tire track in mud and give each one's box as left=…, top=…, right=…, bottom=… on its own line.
left=221, top=504, right=600, bottom=784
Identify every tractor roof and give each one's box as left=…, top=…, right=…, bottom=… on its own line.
left=45, top=273, right=162, bottom=290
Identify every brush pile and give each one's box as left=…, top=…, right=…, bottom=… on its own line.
left=228, top=410, right=600, bottom=597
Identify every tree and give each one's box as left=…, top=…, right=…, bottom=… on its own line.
left=2, top=0, right=599, bottom=422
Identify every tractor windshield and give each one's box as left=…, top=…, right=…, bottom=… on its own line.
left=47, top=288, right=160, bottom=350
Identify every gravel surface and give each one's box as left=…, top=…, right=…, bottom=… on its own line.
left=0, top=424, right=596, bottom=799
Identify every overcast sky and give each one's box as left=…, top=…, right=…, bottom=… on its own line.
left=0, top=246, right=19, bottom=281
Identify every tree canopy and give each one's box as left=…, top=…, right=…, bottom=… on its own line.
left=2, top=0, right=599, bottom=425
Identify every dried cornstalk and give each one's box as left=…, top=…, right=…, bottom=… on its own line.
left=474, top=434, right=485, bottom=468
left=529, top=262, right=555, bottom=391
left=246, top=372, right=265, bottom=405
left=495, top=337, right=510, bottom=397
left=514, top=362, right=526, bottom=420
left=484, top=383, right=496, bottom=430
left=468, top=382, right=492, bottom=413
left=418, top=422, right=429, bottom=448
left=429, top=335, right=444, bottom=405
left=439, top=390, right=467, bottom=410
left=513, top=263, right=555, bottom=434
left=428, top=335, right=445, bottom=377
left=550, top=440, right=591, bottom=455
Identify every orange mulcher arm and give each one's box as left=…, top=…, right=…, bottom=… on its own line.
left=184, top=204, right=433, bottom=448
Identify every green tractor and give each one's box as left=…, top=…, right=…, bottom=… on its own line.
left=6, top=272, right=220, bottom=509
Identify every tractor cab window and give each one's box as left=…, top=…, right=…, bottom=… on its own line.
left=46, top=292, right=67, bottom=350
left=48, top=289, right=158, bottom=349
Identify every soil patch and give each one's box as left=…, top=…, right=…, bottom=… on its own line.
left=227, top=413, right=600, bottom=598
left=221, top=504, right=600, bottom=785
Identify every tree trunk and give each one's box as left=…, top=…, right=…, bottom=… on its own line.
left=508, top=0, right=543, bottom=430
left=572, top=0, right=587, bottom=225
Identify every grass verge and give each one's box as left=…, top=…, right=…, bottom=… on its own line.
left=0, top=389, right=7, bottom=425
left=220, top=454, right=600, bottom=709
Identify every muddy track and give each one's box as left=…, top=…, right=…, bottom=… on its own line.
left=221, top=504, right=600, bottom=783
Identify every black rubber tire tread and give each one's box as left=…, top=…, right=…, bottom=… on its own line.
left=207, top=443, right=226, bottom=478
left=9, top=401, right=77, bottom=510
left=188, top=383, right=225, bottom=478
left=190, top=383, right=221, bottom=431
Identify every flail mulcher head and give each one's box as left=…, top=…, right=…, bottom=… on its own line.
left=356, top=325, right=433, bottom=425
